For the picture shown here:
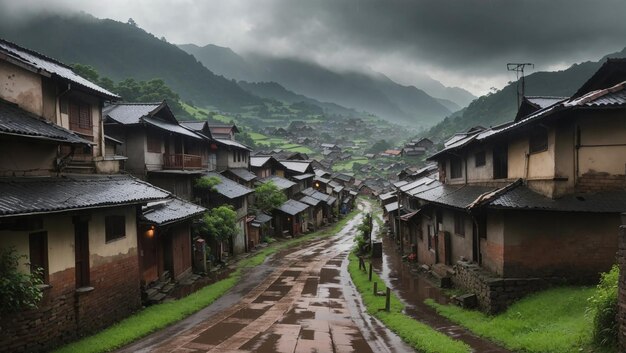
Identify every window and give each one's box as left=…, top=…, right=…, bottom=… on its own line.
left=454, top=212, right=465, bottom=237
left=147, top=133, right=161, bottom=153
left=74, top=219, right=90, bottom=287
left=29, top=231, right=48, bottom=283
left=475, top=151, right=486, bottom=167
left=69, top=101, right=92, bottom=135
left=450, top=156, right=463, bottom=179
left=493, top=144, right=508, bottom=179
left=529, top=129, right=548, bottom=153
left=427, top=224, right=434, bottom=249
left=233, top=152, right=236, bottom=163
left=105, top=215, right=126, bottom=242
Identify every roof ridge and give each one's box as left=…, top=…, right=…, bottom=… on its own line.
left=0, top=37, right=72, bottom=70
left=468, top=179, right=523, bottom=209
left=565, top=80, right=626, bottom=107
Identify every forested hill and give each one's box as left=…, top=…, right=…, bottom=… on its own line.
left=425, top=47, right=626, bottom=142
left=0, top=13, right=259, bottom=110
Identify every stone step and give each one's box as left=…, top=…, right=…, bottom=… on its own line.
left=161, top=283, right=176, bottom=294
left=147, top=292, right=166, bottom=304
left=431, top=271, right=452, bottom=288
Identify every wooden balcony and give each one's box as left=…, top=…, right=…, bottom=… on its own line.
left=163, top=153, right=204, bottom=170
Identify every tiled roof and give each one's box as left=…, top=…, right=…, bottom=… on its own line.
left=103, top=103, right=161, bottom=124
left=526, top=96, right=567, bottom=109
left=142, top=197, right=206, bottom=225
left=278, top=199, right=309, bottom=215
left=299, top=195, right=322, bottom=206
left=301, top=187, right=335, bottom=205
left=204, top=172, right=253, bottom=199
left=0, top=100, right=90, bottom=144
left=293, top=173, right=314, bottom=181
left=413, top=184, right=496, bottom=209
left=393, top=180, right=409, bottom=188
left=260, top=175, right=296, bottom=191
left=250, top=156, right=272, bottom=168
left=143, top=116, right=203, bottom=140
left=314, top=176, right=331, bottom=184
left=224, top=168, right=257, bottom=182
left=384, top=202, right=398, bottom=213
left=253, top=212, right=272, bottom=224
left=215, top=138, right=251, bottom=151
left=379, top=191, right=396, bottom=201
left=0, top=175, right=169, bottom=217
left=280, top=161, right=311, bottom=173
left=0, top=38, right=119, bottom=99
left=484, top=185, right=626, bottom=213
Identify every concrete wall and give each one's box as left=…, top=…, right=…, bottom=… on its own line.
left=577, top=111, right=626, bottom=176
left=480, top=210, right=505, bottom=275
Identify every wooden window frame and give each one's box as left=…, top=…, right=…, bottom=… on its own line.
left=475, top=151, right=486, bottom=167
left=450, top=156, right=463, bottom=179
left=29, top=231, right=49, bottom=284
left=454, top=212, right=465, bottom=237
left=105, top=215, right=126, bottom=243
left=147, top=133, right=161, bottom=153
left=529, top=129, right=548, bottom=154
left=68, top=100, right=93, bottom=136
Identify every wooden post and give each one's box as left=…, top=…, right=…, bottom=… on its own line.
left=373, top=281, right=378, bottom=295
left=368, top=262, right=373, bottom=282
left=385, top=287, right=391, bottom=312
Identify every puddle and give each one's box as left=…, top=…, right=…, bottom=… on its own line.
left=192, top=322, right=246, bottom=345
left=372, top=235, right=511, bottom=353
left=302, top=277, right=319, bottom=296
left=319, top=268, right=340, bottom=284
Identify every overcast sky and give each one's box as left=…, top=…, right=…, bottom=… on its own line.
left=2, top=0, right=626, bottom=95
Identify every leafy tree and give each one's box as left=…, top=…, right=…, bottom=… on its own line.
left=0, top=247, right=43, bottom=314
left=237, top=132, right=257, bottom=149
left=588, top=265, right=618, bottom=348
left=199, top=206, right=238, bottom=243
left=367, top=139, right=391, bottom=154
left=254, top=181, right=287, bottom=213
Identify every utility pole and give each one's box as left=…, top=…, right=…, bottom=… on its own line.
left=507, top=63, right=534, bottom=108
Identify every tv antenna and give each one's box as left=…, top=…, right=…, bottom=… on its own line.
left=507, top=63, right=534, bottom=108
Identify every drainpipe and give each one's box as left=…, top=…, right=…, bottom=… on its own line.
left=575, top=125, right=581, bottom=185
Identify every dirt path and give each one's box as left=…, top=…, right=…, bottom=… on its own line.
left=117, top=199, right=413, bottom=353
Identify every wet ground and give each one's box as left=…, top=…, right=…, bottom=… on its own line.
left=371, top=230, right=511, bottom=353
left=118, top=200, right=413, bottom=353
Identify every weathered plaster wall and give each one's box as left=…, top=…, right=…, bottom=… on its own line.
left=480, top=210, right=505, bottom=275
left=0, top=60, right=43, bottom=116
left=0, top=139, right=57, bottom=176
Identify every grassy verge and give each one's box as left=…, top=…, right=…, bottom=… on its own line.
left=54, top=209, right=360, bottom=353
left=426, top=287, right=615, bottom=353
left=348, top=253, right=470, bottom=353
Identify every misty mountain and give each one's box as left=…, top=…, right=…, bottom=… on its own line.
left=179, top=44, right=454, bottom=126
left=0, top=13, right=259, bottom=110
left=410, top=73, right=476, bottom=107
left=425, top=46, right=626, bottom=142
left=237, top=81, right=359, bottom=116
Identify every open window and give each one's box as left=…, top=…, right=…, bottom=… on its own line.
left=493, top=144, right=508, bottom=179
left=29, top=231, right=49, bottom=283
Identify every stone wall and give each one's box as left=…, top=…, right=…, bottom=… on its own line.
left=0, top=251, right=141, bottom=352
left=577, top=172, right=626, bottom=193
left=618, top=223, right=626, bottom=351
left=452, top=261, right=564, bottom=314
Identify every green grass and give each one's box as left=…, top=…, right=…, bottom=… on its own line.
left=248, top=132, right=269, bottom=141
left=332, top=157, right=368, bottom=172
left=348, top=253, right=470, bottom=353
left=55, top=209, right=360, bottom=353
left=426, top=287, right=615, bottom=353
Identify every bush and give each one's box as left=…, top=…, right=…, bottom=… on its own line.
left=588, top=264, right=618, bottom=347
left=0, top=247, right=43, bottom=313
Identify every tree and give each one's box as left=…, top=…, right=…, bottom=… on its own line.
left=367, top=139, right=391, bottom=154
left=199, top=206, right=237, bottom=243
left=0, top=247, right=43, bottom=314
left=236, top=132, right=257, bottom=149
left=127, top=18, right=137, bottom=27
left=254, top=181, right=287, bottom=213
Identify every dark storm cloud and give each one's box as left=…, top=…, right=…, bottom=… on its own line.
left=2, top=0, right=625, bottom=94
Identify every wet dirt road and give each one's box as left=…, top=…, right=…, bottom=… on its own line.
left=118, top=200, right=413, bottom=353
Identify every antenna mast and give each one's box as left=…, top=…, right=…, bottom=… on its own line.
left=507, top=63, right=534, bottom=108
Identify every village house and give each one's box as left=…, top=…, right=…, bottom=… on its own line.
left=0, top=38, right=205, bottom=352
left=103, top=102, right=213, bottom=200
left=401, top=59, right=626, bottom=312
left=250, top=155, right=283, bottom=178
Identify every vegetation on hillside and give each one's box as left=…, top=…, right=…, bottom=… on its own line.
left=72, top=64, right=189, bottom=118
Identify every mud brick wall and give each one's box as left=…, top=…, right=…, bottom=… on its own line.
left=0, top=251, right=141, bottom=353
left=452, top=261, right=563, bottom=314
left=618, top=223, right=626, bottom=351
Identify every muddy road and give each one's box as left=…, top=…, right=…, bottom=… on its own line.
left=117, top=199, right=412, bottom=353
